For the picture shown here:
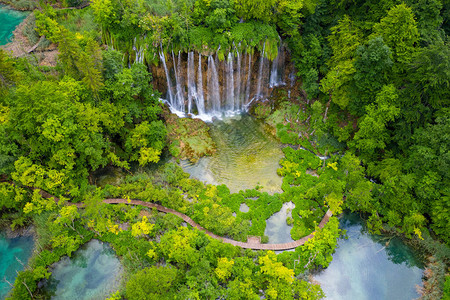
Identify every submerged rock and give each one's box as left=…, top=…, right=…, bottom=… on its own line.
left=164, top=109, right=216, bottom=162
left=41, top=239, right=123, bottom=300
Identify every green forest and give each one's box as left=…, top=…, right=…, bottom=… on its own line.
left=0, top=0, right=449, bottom=298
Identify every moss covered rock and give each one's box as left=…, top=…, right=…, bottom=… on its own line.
left=164, top=110, right=215, bottom=162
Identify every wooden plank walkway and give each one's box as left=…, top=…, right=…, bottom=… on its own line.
left=100, top=198, right=333, bottom=250
left=31, top=187, right=333, bottom=251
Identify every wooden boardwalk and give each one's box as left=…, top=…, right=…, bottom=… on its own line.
left=28, top=186, right=333, bottom=251
left=100, top=198, right=333, bottom=250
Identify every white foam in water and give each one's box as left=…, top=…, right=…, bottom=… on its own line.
left=162, top=98, right=252, bottom=123
left=158, top=45, right=285, bottom=121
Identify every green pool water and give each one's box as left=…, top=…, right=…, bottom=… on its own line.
left=0, top=5, right=28, bottom=46
left=41, top=239, right=123, bottom=300
left=180, top=114, right=284, bottom=194
left=0, top=232, right=35, bottom=298
left=315, top=213, right=424, bottom=300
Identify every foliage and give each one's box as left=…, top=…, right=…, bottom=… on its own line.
left=125, top=266, right=178, bottom=300
left=1, top=0, right=449, bottom=298
left=299, top=216, right=341, bottom=269
left=371, top=4, right=419, bottom=72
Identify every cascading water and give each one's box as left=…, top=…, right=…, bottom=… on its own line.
left=269, top=43, right=285, bottom=88
left=226, top=52, right=235, bottom=111
left=132, top=38, right=144, bottom=64
left=245, top=52, right=252, bottom=105
left=207, top=55, right=221, bottom=114
left=170, top=51, right=182, bottom=111
left=197, top=54, right=205, bottom=115
left=289, top=71, right=296, bottom=88
left=187, top=52, right=196, bottom=114
left=235, top=50, right=242, bottom=110
left=159, top=52, right=175, bottom=105
left=159, top=45, right=287, bottom=121
left=175, top=51, right=184, bottom=110
left=256, top=43, right=266, bottom=99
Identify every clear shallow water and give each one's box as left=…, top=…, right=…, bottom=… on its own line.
left=264, top=201, right=295, bottom=244
left=0, top=5, right=28, bottom=45
left=42, top=239, right=123, bottom=300
left=0, top=232, right=34, bottom=298
left=239, top=203, right=249, bottom=213
left=180, top=114, right=284, bottom=194
left=315, top=213, right=424, bottom=300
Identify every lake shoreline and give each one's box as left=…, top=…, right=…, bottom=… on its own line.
left=1, top=223, right=35, bottom=239
left=0, top=1, right=32, bottom=11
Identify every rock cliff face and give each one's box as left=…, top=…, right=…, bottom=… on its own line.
left=150, top=45, right=298, bottom=118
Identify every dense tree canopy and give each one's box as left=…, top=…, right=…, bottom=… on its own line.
left=0, top=0, right=449, bottom=298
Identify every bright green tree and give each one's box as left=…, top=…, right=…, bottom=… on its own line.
left=372, top=4, right=419, bottom=72
left=125, top=266, right=178, bottom=300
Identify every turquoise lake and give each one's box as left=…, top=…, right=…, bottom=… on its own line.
left=0, top=232, right=35, bottom=299
left=41, top=239, right=123, bottom=300
left=315, top=213, right=424, bottom=300
left=0, top=5, right=27, bottom=46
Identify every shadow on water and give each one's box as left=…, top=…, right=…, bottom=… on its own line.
left=0, top=232, right=34, bottom=298
left=315, top=213, right=424, bottom=300
left=180, top=114, right=284, bottom=194
left=41, top=240, right=123, bottom=300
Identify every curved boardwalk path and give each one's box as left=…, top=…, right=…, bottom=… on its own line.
left=27, top=187, right=334, bottom=250
left=100, top=198, right=333, bottom=250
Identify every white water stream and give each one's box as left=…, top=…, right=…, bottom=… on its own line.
left=159, top=45, right=286, bottom=121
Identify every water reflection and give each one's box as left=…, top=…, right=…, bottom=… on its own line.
left=42, top=239, right=123, bottom=300
left=315, top=213, right=423, bottom=300
left=264, top=202, right=295, bottom=244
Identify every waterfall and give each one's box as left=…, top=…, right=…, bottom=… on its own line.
left=196, top=54, right=205, bottom=115
left=269, top=48, right=279, bottom=88
left=159, top=47, right=286, bottom=121
left=226, top=52, right=235, bottom=111
left=256, top=43, right=265, bottom=99
left=220, top=55, right=226, bottom=104
left=235, top=51, right=242, bottom=110
left=132, top=37, right=144, bottom=64
left=245, top=52, right=252, bottom=105
left=159, top=52, right=175, bottom=106
left=207, top=55, right=221, bottom=114
left=269, top=43, right=285, bottom=88
left=170, top=51, right=184, bottom=111
left=176, top=51, right=184, bottom=110
left=187, top=52, right=196, bottom=114
left=289, top=71, right=296, bottom=88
